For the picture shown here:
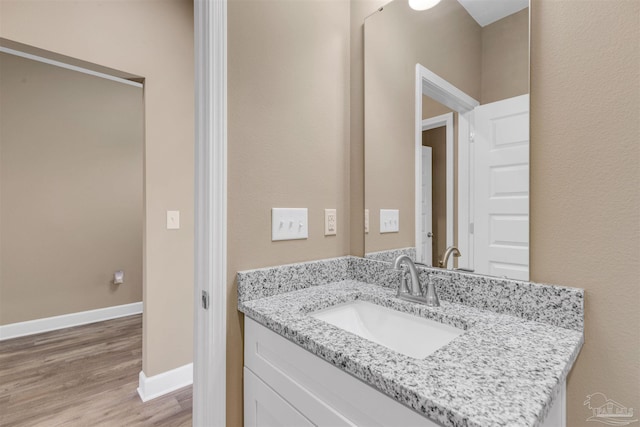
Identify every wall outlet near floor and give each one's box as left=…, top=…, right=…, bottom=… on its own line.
left=272, top=208, right=308, bottom=241
left=114, top=270, right=124, bottom=285
left=324, top=209, right=337, bottom=236
left=380, top=209, right=399, bottom=233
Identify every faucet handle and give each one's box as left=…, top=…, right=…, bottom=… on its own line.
left=424, top=274, right=441, bottom=307
left=397, top=276, right=410, bottom=296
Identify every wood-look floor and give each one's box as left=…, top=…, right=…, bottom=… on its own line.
left=0, top=315, right=192, bottom=427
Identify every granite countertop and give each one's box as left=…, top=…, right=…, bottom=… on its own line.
left=238, top=279, right=584, bottom=427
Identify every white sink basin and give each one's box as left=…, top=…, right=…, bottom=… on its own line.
left=310, top=300, right=463, bottom=359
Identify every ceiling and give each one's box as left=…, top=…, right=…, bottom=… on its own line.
left=456, top=0, right=529, bottom=27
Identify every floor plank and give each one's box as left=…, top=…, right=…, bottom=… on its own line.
left=0, top=315, right=192, bottom=426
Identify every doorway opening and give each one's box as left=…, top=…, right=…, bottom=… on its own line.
left=0, top=41, right=145, bottom=338
left=0, top=40, right=192, bottom=425
left=418, top=112, right=454, bottom=267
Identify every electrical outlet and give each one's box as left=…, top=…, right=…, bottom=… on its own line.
left=364, top=209, right=369, bottom=233
left=324, top=209, right=337, bottom=236
left=114, top=270, right=124, bottom=285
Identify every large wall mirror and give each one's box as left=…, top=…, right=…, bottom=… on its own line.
left=364, top=0, right=530, bottom=280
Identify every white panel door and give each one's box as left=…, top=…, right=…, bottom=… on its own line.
left=474, top=94, right=529, bottom=280
left=421, top=146, right=433, bottom=265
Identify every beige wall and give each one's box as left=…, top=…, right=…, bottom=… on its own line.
left=350, top=0, right=392, bottom=257
left=0, top=0, right=194, bottom=376
left=530, top=0, right=640, bottom=424
left=227, top=0, right=351, bottom=424
left=481, top=8, right=529, bottom=104
left=351, top=2, right=382, bottom=256
left=0, top=53, right=143, bottom=325
left=364, top=0, right=481, bottom=253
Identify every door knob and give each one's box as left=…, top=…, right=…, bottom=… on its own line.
left=427, top=232, right=433, bottom=238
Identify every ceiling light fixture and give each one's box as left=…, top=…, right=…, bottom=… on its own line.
left=408, top=0, right=441, bottom=11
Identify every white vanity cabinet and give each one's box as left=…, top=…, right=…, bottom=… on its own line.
left=243, top=317, right=566, bottom=427
left=244, top=318, right=437, bottom=427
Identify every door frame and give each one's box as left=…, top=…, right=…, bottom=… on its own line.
left=194, top=1, right=227, bottom=426
left=415, top=64, right=479, bottom=269
left=417, top=113, right=453, bottom=265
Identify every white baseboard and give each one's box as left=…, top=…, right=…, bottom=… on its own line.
left=0, top=302, right=143, bottom=341
left=137, top=363, right=193, bottom=402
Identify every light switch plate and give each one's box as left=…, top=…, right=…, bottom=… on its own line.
left=272, top=208, right=308, bottom=241
left=364, top=209, right=369, bottom=234
left=167, top=210, right=180, bottom=230
left=324, top=209, right=337, bottom=236
left=380, top=209, right=399, bottom=233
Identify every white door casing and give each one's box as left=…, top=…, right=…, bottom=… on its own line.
left=194, top=0, right=227, bottom=425
left=421, top=146, right=433, bottom=265
left=415, top=65, right=479, bottom=268
left=473, top=94, right=529, bottom=280
left=457, top=110, right=474, bottom=271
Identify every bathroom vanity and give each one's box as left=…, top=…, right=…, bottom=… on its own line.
left=238, top=256, right=583, bottom=427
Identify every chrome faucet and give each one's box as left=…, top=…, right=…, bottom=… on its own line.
left=393, top=255, right=440, bottom=307
left=393, top=255, right=421, bottom=295
left=439, top=246, right=461, bottom=269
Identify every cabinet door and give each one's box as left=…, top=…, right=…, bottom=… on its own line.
left=244, top=368, right=314, bottom=427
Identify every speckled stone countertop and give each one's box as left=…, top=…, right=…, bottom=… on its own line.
left=238, top=279, right=584, bottom=427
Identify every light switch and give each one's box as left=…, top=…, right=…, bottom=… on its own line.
left=167, top=210, right=180, bottom=230
left=272, top=208, right=308, bottom=241
left=364, top=209, right=370, bottom=234
left=380, top=209, right=399, bottom=233
left=324, top=209, right=337, bottom=236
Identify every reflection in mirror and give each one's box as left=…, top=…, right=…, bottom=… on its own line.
left=364, top=0, right=529, bottom=280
